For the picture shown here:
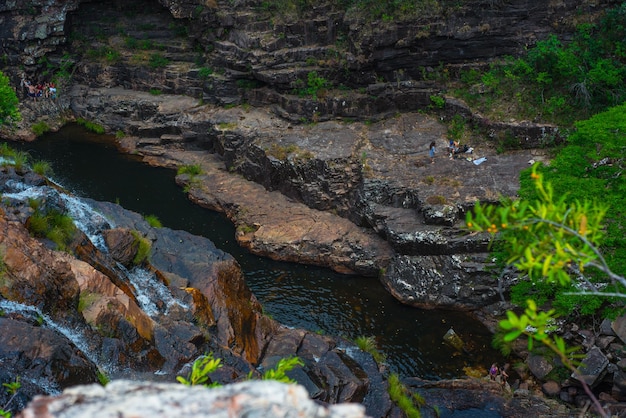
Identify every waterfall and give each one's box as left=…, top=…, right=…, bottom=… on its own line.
left=126, top=266, right=189, bottom=317
left=0, top=299, right=109, bottom=373
left=60, top=193, right=111, bottom=252
left=2, top=180, right=188, bottom=317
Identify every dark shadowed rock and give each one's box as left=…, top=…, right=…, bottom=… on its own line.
left=574, top=347, right=609, bottom=389
left=0, top=316, right=98, bottom=414
left=527, top=353, right=554, bottom=381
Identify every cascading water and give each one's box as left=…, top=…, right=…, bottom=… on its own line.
left=0, top=299, right=108, bottom=374
left=2, top=179, right=188, bottom=319
left=125, top=266, right=189, bottom=317
left=9, top=128, right=512, bottom=380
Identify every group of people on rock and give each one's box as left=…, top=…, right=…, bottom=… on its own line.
left=428, top=139, right=475, bottom=164
left=20, top=76, right=57, bottom=101
left=489, top=363, right=510, bottom=388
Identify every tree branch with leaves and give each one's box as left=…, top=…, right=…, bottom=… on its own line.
left=466, top=165, right=624, bottom=418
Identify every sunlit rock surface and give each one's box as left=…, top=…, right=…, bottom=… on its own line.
left=17, top=380, right=368, bottom=418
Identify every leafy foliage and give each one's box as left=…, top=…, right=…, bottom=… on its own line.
left=0, top=376, right=21, bottom=418
left=296, top=71, right=330, bottom=99
left=453, top=3, right=626, bottom=125
left=176, top=353, right=223, bottom=387
left=0, top=71, right=20, bottom=128
left=261, top=356, right=304, bottom=383
left=468, top=166, right=608, bottom=287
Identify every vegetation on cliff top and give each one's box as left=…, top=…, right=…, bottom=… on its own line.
left=450, top=3, right=626, bottom=127
left=0, top=71, right=20, bottom=128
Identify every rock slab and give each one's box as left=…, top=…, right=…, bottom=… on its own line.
left=17, top=380, right=368, bottom=418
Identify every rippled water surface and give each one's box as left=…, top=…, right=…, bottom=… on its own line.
left=11, top=124, right=508, bottom=379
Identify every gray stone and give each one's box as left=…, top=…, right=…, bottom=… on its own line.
left=527, top=354, right=554, bottom=380
left=573, top=347, right=609, bottom=388
left=612, top=315, right=626, bottom=344
left=541, top=381, right=561, bottom=397
left=16, top=380, right=368, bottom=418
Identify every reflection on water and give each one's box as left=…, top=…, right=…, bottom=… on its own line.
left=10, top=124, right=508, bottom=379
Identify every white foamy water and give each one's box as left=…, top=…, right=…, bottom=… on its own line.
left=127, top=266, right=189, bottom=317
left=3, top=179, right=189, bottom=320
left=0, top=299, right=109, bottom=372
left=2, top=182, right=112, bottom=251
left=60, top=193, right=112, bottom=251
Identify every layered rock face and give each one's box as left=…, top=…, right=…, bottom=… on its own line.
left=0, top=166, right=392, bottom=417
left=2, top=1, right=625, bottom=416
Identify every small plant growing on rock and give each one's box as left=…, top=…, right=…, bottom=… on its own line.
left=148, top=53, right=169, bottom=69
left=97, top=368, right=110, bottom=386
left=260, top=356, right=304, bottom=383
left=387, top=373, right=425, bottom=418
left=177, top=164, right=202, bottom=176
left=198, top=67, right=213, bottom=79
left=144, top=214, right=162, bottom=228
left=27, top=206, right=78, bottom=252
left=355, top=335, right=386, bottom=364
left=426, top=195, right=447, bottom=205
left=0, top=376, right=21, bottom=418
left=429, top=94, right=445, bottom=109
left=177, top=353, right=223, bottom=387
left=32, top=160, right=52, bottom=176
left=76, top=118, right=105, bottom=134
left=6, top=151, right=30, bottom=173
left=130, top=230, right=151, bottom=265
left=31, top=121, right=50, bottom=137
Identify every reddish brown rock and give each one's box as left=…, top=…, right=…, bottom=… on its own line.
left=102, top=228, right=139, bottom=266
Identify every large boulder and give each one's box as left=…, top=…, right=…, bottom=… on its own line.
left=16, top=380, right=368, bottom=418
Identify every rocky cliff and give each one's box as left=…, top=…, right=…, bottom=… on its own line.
left=2, top=0, right=625, bottom=416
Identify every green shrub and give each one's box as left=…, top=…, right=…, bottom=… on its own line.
left=27, top=206, right=77, bottom=252
left=32, top=160, right=52, bottom=176
left=177, top=164, right=202, bottom=176
left=149, top=88, right=162, bottom=95
left=355, top=335, right=386, bottom=364
left=32, top=121, right=51, bottom=137
left=387, top=373, right=424, bottom=418
left=198, top=67, right=213, bottom=79
left=0, top=70, right=20, bottom=127
left=429, top=95, right=445, bottom=109
left=131, top=230, right=151, bottom=265
left=296, top=71, right=330, bottom=99
left=144, top=214, right=162, bottom=228
left=149, top=53, right=169, bottom=68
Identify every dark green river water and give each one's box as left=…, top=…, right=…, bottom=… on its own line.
left=11, top=123, right=508, bottom=380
